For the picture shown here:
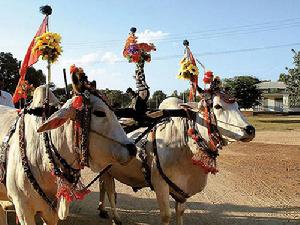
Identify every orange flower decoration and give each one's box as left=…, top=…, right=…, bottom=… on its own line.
left=70, top=64, right=78, bottom=74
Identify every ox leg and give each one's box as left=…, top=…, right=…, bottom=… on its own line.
left=98, top=178, right=109, bottom=219
left=39, top=210, right=59, bottom=225
left=175, top=201, right=185, bottom=225
left=0, top=206, right=7, bottom=225
left=152, top=168, right=171, bottom=225
left=105, top=176, right=122, bottom=225
left=14, top=203, right=35, bottom=225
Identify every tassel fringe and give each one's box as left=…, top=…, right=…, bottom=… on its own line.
left=56, top=177, right=90, bottom=203
left=192, top=150, right=218, bottom=174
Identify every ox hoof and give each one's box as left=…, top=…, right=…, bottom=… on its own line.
left=113, top=218, right=122, bottom=225
left=99, top=209, right=109, bottom=219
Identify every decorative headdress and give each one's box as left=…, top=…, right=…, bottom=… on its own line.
left=177, top=40, right=200, bottom=101
left=123, top=27, right=156, bottom=63
left=70, top=64, right=89, bottom=94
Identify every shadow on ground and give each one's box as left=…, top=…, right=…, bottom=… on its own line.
left=6, top=191, right=299, bottom=225
left=259, top=119, right=300, bottom=124
left=55, top=192, right=299, bottom=225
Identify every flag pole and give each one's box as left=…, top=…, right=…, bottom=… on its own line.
left=40, top=6, right=52, bottom=111
left=46, top=15, right=51, bottom=103
left=46, top=58, right=51, bottom=103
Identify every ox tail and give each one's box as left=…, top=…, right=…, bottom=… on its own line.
left=57, top=197, right=70, bottom=220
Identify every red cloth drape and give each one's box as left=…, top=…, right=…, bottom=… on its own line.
left=12, top=16, right=48, bottom=103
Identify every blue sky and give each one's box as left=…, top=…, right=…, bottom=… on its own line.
left=0, top=0, right=300, bottom=95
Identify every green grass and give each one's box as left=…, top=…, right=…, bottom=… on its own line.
left=246, top=115, right=300, bottom=131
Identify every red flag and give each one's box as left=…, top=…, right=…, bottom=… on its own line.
left=186, top=47, right=198, bottom=101
left=12, top=16, right=48, bottom=104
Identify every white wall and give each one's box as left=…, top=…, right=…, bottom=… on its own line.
left=283, top=94, right=289, bottom=112
left=267, top=98, right=275, bottom=111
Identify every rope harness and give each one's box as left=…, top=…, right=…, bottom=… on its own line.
left=19, top=113, right=57, bottom=210
left=74, top=92, right=91, bottom=168
left=0, top=116, right=20, bottom=183
left=187, top=97, right=223, bottom=174
left=151, top=126, right=190, bottom=203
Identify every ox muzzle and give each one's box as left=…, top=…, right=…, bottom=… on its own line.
left=241, top=125, right=255, bottom=142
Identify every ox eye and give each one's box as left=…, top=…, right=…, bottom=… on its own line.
left=214, top=104, right=223, bottom=110
left=93, top=111, right=106, bottom=117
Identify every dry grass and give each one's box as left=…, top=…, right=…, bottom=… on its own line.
left=246, top=115, right=300, bottom=131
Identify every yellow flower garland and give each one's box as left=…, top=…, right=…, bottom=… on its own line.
left=177, top=57, right=199, bottom=80
left=32, top=32, right=62, bottom=63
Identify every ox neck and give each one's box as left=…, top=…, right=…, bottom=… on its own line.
left=25, top=114, right=79, bottom=172
left=47, top=121, right=80, bottom=170
left=194, top=114, right=211, bottom=142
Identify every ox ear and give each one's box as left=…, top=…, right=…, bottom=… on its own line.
left=37, top=99, right=76, bottom=132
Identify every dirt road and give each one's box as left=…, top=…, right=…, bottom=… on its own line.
left=6, top=131, right=299, bottom=224
left=59, top=130, right=300, bottom=225
left=253, top=130, right=300, bottom=145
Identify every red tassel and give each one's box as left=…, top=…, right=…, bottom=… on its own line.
left=187, top=128, right=195, bottom=136
left=56, top=185, right=90, bottom=203
left=203, top=71, right=214, bottom=84
left=70, top=64, right=78, bottom=74
left=72, top=96, right=83, bottom=109
left=74, top=189, right=91, bottom=200
left=57, top=186, right=73, bottom=202
left=193, top=135, right=200, bottom=142
left=192, top=151, right=218, bottom=174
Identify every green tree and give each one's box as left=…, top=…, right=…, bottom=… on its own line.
left=171, top=90, right=179, bottom=97
left=26, top=67, right=46, bottom=88
left=223, top=76, right=261, bottom=109
left=148, top=90, right=167, bottom=109
left=99, top=89, right=131, bottom=108
left=0, top=52, right=19, bottom=93
left=0, top=52, right=46, bottom=94
left=278, top=73, right=288, bottom=83
left=280, top=49, right=300, bottom=107
left=53, top=84, right=72, bottom=102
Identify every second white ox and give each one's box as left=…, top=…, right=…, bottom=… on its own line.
left=98, top=96, right=255, bottom=225
left=0, top=86, right=136, bottom=225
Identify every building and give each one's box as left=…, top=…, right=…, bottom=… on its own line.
left=254, top=81, right=289, bottom=112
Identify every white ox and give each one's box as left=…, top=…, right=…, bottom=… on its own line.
left=98, top=96, right=255, bottom=225
left=0, top=86, right=136, bottom=225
